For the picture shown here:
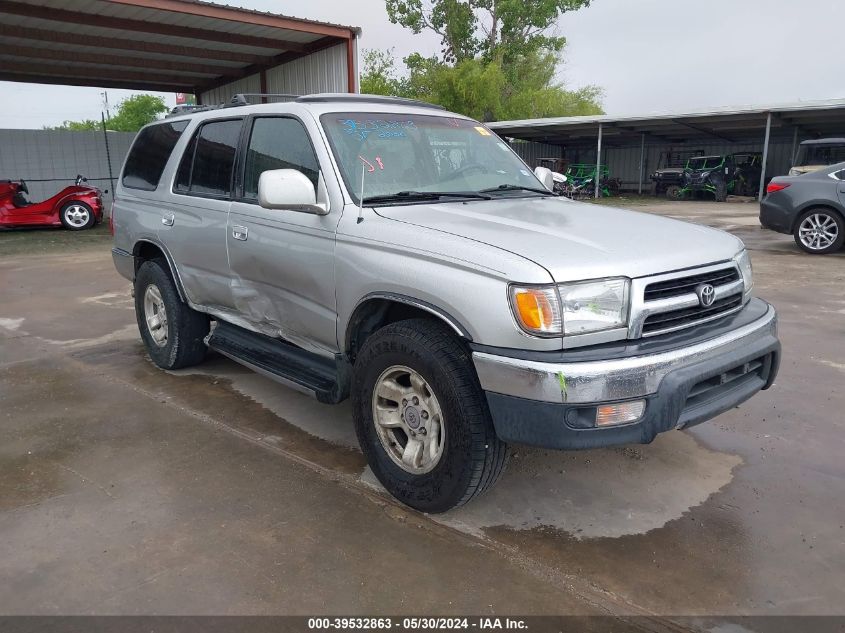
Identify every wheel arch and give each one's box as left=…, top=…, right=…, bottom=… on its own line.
left=345, top=293, right=472, bottom=363
left=132, top=239, right=188, bottom=302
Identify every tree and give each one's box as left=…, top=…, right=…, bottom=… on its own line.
left=364, top=0, right=603, bottom=120
left=46, top=94, right=167, bottom=132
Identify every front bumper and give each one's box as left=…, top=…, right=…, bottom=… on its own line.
left=473, top=300, right=780, bottom=450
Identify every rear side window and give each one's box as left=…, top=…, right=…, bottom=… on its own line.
left=174, top=119, right=242, bottom=197
left=122, top=121, right=188, bottom=191
left=243, top=117, right=320, bottom=200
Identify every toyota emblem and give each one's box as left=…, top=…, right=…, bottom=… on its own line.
left=696, top=283, right=716, bottom=307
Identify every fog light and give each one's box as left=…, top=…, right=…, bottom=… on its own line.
left=595, top=400, right=646, bottom=427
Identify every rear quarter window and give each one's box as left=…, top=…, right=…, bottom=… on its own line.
left=122, top=120, right=189, bottom=191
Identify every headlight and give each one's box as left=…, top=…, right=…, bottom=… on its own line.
left=510, top=285, right=562, bottom=336
left=559, top=278, right=630, bottom=335
left=734, top=249, right=753, bottom=295
left=700, top=170, right=711, bottom=179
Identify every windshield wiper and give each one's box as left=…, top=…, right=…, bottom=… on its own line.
left=479, top=184, right=554, bottom=196
left=362, top=190, right=493, bottom=204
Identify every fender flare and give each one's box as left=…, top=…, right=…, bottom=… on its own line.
left=132, top=238, right=190, bottom=303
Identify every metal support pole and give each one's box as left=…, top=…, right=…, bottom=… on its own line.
left=758, top=112, right=772, bottom=202
left=638, top=133, right=645, bottom=195
left=595, top=123, right=603, bottom=199
left=101, top=112, right=115, bottom=209
left=791, top=126, right=799, bottom=164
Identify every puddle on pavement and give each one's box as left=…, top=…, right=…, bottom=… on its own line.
left=74, top=340, right=743, bottom=543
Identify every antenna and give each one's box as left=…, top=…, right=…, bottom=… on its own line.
left=357, top=160, right=366, bottom=224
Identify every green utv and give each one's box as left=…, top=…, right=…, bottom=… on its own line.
left=678, top=152, right=762, bottom=202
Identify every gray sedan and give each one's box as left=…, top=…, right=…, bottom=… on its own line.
left=760, top=161, right=845, bottom=254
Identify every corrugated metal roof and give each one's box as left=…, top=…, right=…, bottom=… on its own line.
left=0, top=0, right=358, bottom=94
left=489, top=99, right=845, bottom=147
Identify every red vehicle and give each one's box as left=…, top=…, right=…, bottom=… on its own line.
left=0, top=175, right=104, bottom=230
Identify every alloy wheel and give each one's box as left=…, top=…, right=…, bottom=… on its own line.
left=798, top=213, right=839, bottom=251
left=372, top=365, right=445, bottom=475
left=143, top=284, right=169, bottom=347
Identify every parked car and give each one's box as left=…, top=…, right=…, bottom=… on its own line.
left=678, top=152, right=762, bottom=201
left=0, top=175, right=104, bottom=230
left=760, top=162, right=845, bottom=254
left=650, top=150, right=704, bottom=198
left=111, top=94, right=781, bottom=512
left=789, top=138, right=845, bottom=176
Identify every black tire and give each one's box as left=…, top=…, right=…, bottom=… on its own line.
left=664, top=184, right=681, bottom=199
left=134, top=259, right=209, bottom=369
left=714, top=182, right=728, bottom=202
left=792, top=208, right=845, bottom=255
left=352, top=318, right=509, bottom=513
left=60, top=201, right=95, bottom=230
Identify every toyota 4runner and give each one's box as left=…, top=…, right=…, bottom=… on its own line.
left=112, top=94, right=781, bottom=513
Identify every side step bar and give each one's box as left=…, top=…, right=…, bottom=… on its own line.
left=205, top=321, right=349, bottom=404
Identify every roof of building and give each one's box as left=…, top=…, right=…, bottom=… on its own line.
left=0, top=0, right=359, bottom=94
left=489, top=99, right=845, bottom=147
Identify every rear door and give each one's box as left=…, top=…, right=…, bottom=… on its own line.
left=226, top=114, right=340, bottom=355
left=166, top=117, right=243, bottom=311
left=835, top=169, right=845, bottom=206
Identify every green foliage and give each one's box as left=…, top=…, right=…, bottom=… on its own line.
left=45, top=94, right=168, bottom=132
left=364, top=0, right=603, bottom=120
left=107, top=94, right=168, bottom=132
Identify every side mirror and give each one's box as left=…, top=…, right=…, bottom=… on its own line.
left=534, top=166, right=555, bottom=191
left=258, top=169, right=328, bottom=215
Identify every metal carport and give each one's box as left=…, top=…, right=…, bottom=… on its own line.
left=0, top=0, right=360, bottom=100
left=489, top=99, right=845, bottom=200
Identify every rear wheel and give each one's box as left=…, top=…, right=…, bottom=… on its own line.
left=60, top=201, right=94, bottom=230
left=793, top=209, right=844, bottom=254
left=714, top=182, right=728, bottom=202
left=664, top=184, right=681, bottom=199
left=134, top=259, right=209, bottom=369
left=352, top=318, right=509, bottom=513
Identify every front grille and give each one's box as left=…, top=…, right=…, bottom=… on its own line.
left=642, top=294, right=743, bottom=334
left=644, top=267, right=740, bottom=301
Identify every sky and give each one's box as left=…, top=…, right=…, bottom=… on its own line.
left=2, top=0, right=843, bottom=129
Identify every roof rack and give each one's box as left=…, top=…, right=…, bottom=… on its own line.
left=165, top=92, right=445, bottom=119
left=296, top=93, right=445, bottom=110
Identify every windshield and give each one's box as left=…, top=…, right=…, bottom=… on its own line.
left=795, top=143, right=845, bottom=166
left=687, top=156, right=723, bottom=170
left=320, top=112, right=544, bottom=203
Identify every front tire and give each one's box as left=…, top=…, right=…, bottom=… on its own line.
left=664, top=184, right=681, bottom=199
left=352, top=319, right=509, bottom=513
left=134, top=259, right=209, bottom=369
left=793, top=209, right=845, bottom=254
left=60, top=201, right=94, bottom=230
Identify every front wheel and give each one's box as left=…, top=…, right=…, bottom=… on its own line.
left=352, top=319, right=509, bottom=513
left=60, top=201, right=94, bottom=230
left=664, top=184, right=681, bottom=199
left=793, top=209, right=845, bottom=254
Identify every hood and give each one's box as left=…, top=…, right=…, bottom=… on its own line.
left=789, top=165, right=826, bottom=176
left=655, top=167, right=685, bottom=175
left=375, top=196, right=743, bottom=282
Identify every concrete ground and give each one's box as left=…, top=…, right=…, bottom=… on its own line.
left=1, top=200, right=843, bottom=622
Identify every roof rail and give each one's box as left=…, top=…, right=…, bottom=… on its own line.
left=296, top=93, right=446, bottom=110
left=228, top=93, right=301, bottom=106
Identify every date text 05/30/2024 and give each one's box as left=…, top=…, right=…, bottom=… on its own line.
left=307, top=618, right=528, bottom=630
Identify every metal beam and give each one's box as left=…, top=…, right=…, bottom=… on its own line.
left=638, top=133, right=646, bottom=195
left=0, top=0, right=309, bottom=51
left=791, top=127, right=800, bottom=164
left=0, top=61, right=191, bottom=87
left=758, top=112, right=772, bottom=202
left=4, top=45, right=237, bottom=78
left=0, top=24, right=271, bottom=64
left=104, top=0, right=355, bottom=39
left=0, top=72, right=193, bottom=93
left=595, top=123, right=603, bottom=200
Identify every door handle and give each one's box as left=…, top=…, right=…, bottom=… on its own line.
left=232, top=225, right=248, bottom=241
left=161, top=213, right=175, bottom=227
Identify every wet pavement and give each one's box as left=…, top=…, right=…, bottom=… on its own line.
left=1, top=201, right=844, bottom=620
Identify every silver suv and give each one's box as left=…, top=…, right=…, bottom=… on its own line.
left=112, top=94, right=781, bottom=512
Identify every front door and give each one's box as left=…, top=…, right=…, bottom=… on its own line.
left=164, top=117, right=243, bottom=311
left=227, top=115, right=340, bottom=355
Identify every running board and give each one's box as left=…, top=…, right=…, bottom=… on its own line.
left=205, top=321, right=349, bottom=404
